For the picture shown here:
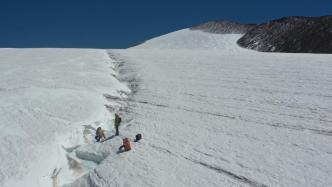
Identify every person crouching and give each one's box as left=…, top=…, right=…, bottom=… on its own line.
left=95, top=127, right=106, bottom=142
left=119, top=138, right=132, bottom=151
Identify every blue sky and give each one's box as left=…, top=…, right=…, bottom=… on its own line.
left=0, top=0, right=330, bottom=48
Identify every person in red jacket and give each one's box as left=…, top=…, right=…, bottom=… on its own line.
left=119, top=138, right=132, bottom=151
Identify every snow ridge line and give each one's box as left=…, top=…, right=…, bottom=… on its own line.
left=108, top=52, right=140, bottom=95
left=104, top=51, right=140, bottom=115
left=57, top=51, right=136, bottom=187
left=62, top=51, right=140, bottom=186
left=105, top=52, right=145, bottom=126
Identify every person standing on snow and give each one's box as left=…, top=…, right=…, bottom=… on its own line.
left=114, top=113, right=122, bottom=136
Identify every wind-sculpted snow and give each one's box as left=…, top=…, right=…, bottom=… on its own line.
left=67, top=29, right=332, bottom=186
left=105, top=50, right=332, bottom=187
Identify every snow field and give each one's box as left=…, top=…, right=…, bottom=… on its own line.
left=0, top=48, right=130, bottom=186
left=1, top=28, right=332, bottom=187
left=68, top=29, right=332, bottom=186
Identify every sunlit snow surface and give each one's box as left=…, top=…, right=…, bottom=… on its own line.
left=0, top=48, right=129, bottom=186
left=81, top=30, right=331, bottom=187
left=1, top=29, right=332, bottom=187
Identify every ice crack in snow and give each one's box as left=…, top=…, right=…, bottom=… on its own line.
left=183, top=156, right=267, bottom=187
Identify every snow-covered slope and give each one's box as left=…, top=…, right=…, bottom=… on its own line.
left=66, top=29, right=332, bottom=187
left=134, top=29, right=243, bottom=51
left=0, top=48, right=129, bottom=186
left=1, top=29, right=332, bottom=187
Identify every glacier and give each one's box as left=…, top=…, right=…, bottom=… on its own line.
left=0, top=28, right=332, bottom=187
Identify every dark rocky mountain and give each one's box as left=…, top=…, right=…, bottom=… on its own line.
left=190, top=20, right=256, bottom=34
left=237, top=15, right=332, bottom=53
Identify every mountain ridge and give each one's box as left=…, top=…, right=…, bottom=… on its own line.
left=189, top=15, right=332, bottom=54
left=237, top=15, right=332, bottom=53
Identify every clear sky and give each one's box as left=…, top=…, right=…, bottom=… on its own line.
left=0, top=0, right=331, bottom=48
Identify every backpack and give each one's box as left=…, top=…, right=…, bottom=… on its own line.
left=135, top=134, right=142, bottom=141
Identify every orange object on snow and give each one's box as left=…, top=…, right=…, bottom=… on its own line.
left=123, top=138, right=132, bottom=151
